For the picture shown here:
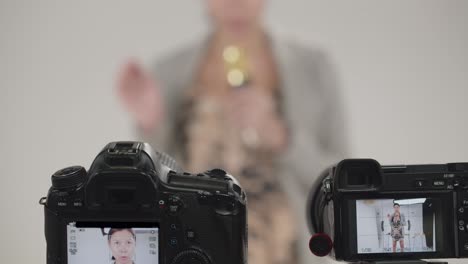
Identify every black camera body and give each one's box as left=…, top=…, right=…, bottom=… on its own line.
left=40, top=142, right=247, bottom=264
left=308, top=159, right=468, bottom=262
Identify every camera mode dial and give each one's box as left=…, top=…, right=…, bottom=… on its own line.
left=51, top=166, right=86, bottom=190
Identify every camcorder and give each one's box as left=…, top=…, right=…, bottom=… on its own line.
left=308, top=159, right=468, bottom=263
left=40, top=141, right=247, bottom=264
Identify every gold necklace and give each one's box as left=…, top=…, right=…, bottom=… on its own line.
left=223, top=45, right=250, bottom=88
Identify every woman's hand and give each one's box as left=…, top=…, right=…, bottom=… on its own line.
left=224, top=87, right=288, bottom=152
left=116, top=59, right=164, bottom=134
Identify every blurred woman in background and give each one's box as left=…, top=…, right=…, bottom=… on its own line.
left=117, top=0, right=348, bottom=263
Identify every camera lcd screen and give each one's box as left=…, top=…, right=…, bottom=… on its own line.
left=356, top=198, right=436, bottom=254
left=67, top=223, right=159, bottom=264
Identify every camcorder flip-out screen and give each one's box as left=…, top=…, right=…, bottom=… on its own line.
left=67, top=222, right=159, bottom=264
left=308, top=159, right=468, bottom=262
left=342, top=192, right=455, bottom=261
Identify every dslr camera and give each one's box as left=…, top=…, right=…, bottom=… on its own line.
left=40, top=141, right=247, bottom=264
left=308, top=159, right=468, bottom=263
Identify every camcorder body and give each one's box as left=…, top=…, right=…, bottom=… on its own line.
left=308, top=159, right=468, bottom=262
left=40, top=141, right=247, bottom=264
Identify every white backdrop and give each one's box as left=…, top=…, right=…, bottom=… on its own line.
left=1, top=1, right=467, bottom=263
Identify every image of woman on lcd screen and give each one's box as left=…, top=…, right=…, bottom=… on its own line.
left=108, top=228, right=136, bottom=264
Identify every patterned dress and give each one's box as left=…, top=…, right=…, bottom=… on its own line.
left=390, top=220, right=404, bottom=241
left=389, top=214, right=405, bottom=242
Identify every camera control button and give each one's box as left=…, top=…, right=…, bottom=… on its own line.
left=462, top=199, right=468, bottom=207
left=432, top=180, right=446, bottom=187
left=167, top=196, right=184, bottom=215
left=415, top=180, right=427, bottom=188
left=169, top=238, right=178, bottom=247
left=186, top=229, right=196, bottom=240
left=459, top=225, right=465, bottom=231
left=169, top=205, right=180, bottom=214
left=459, top=207, right=465, bottom=214
left=72, top=200, right=83, bottom=207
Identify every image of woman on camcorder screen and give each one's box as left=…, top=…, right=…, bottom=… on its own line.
left=387, top=203, right=406, bottom=252
left=356, top=198, right=439, bottom=254
left=108, top=228, right=136, bottom=264
left=389, top=211, right=405, bottom=252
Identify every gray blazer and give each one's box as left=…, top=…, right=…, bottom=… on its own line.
left=139, top=32, right=348, bottom=264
